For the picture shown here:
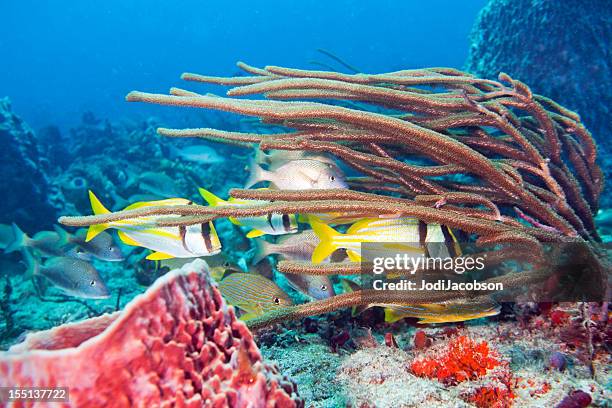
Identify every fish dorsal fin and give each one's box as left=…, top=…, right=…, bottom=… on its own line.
left=246, top=229, right=266, bottom=239
left=117, top=231, right=141, bottom=247
left=86, top=191, right=111, bottom=242
left=89, top=191, right=110, bottom=215
left=198, top=187, right=227, bottom=207
left=146, top=251, right=175, bottom=260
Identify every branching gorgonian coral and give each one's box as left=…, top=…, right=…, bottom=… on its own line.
left=59, top=62, right=609, bottom=329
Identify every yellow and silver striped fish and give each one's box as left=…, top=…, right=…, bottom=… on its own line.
left=341, top=279, right=499, bottom=324
left=86, top=191, right=221, bottom=260
left=309, top=216, right=460, bottom=264
left=199, top=187, right=298, bottom=238
left=218, top=272, right=293, bottom=320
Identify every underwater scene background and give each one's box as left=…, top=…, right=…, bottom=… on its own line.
left=0, top=1, right=610, bottom=407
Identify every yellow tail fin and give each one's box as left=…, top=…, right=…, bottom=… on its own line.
left=86, top=191, right=110, bottom=242
left=309, top=217, right=341, bottom=264
left=198, top=187, right=227, bottom=207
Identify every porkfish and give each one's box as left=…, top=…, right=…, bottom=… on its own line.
left=218, top=272, right=293, bottom=320
left=86, top=191, right=221, bottom=260
left=198, top=187, right=297, bottom=238
left=309, top=217, right=460, bottom=264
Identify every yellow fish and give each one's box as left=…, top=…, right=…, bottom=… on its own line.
left=86, top=191, right=221, bottom=260
left=309, top=217, right=460, bottom=264
left=218, top=272, right=293, bottom=320
left=341, top=279, right=499, bottom=324
left=199, top=187, right=298, bottom=238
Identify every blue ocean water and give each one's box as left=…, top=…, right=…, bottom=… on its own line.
left=0, top=0, right=485, bottom=130
left=0, top=1, right=609, bottom=406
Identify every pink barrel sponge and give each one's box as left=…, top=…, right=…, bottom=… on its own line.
left=0, top=259, right=302, bottom=408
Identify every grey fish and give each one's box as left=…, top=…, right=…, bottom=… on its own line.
left=253, top=230, right=320, bottom=264
left=24, top=253, right=110, bottom=299
left=4, top=224, right=64, bottom=257
left=170, top=145, right=225, bottom=164
left=137, top=171, right=180, bottom=198
left=282, top=273, right=335, bottom=300
left=55, top=227, right=124, bottom=262
left=253, top=231, right=335, bottom=299
left=246, top=158, right=347, bottom=190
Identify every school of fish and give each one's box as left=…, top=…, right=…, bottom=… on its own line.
left=4, top=145, right=499, bottom=324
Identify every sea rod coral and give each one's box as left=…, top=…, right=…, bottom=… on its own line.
left=0, top=259, right=303, bottom=407
left=59, top=62, right=610, bottom=328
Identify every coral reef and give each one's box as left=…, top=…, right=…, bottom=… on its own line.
left=334, top=324, right=609, bottom=407
left=60, top=62, right=609, bottom=328
left=410, top=335, right=506, bottom=385
left=465, top=0, right=612, bottom=206
left=0, top=97, right=57, bottom=232
left=0, top=259, right=302, bottom=407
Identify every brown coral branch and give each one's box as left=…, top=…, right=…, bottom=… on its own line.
left=245, top=271, right=550, bottom=330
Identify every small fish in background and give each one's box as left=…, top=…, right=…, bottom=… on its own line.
left=54, top=226, right=124, bottom=262
left=137, top=171, right=180, bottom=198
left=20, top=249, right=110, bottom=299
left=218, top=272, right=293, bottom=320
left=199, top=187, right=298, bottom=238
left=341, top=279, right=499, bottom=324
left=169, top=144, right=225, bottom=165
left=255, top=149, right=337, bottom=170
left=3, top=224, right=65, bottom=257
left=245, top=158, right=348, bottom=190
left=251, top=232, right=335, bottom=299
left=383, top=302, right=501, bottom=324
left=283, top=273, right=335, bottom=300
left=309, top=217, right=460, bottom=264
left=252, top=230, right=321, bottom=264
left=86, top=191, right=221, bottom=260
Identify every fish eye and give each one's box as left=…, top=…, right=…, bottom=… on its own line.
left=273, top=297, right=280, bottom=304
left=223, top=261, right=230, bottom=267
left=330, top=176, right=335, bottom=181
left=321, top=285, right=327, bottom=291
left=90, top=280, right=96, bottom=286
left=109, top=246, right=114, bottom=251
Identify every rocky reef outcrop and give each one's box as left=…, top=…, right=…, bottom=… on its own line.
left=466, top=0, right=611, bottom=205
left=0, top=97, right=57, bottom=232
